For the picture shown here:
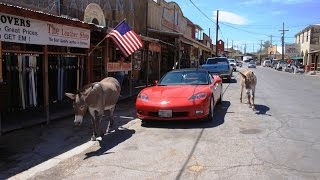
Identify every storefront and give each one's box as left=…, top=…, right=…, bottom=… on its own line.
left=0, top=4, right=97, bottom=133
left=308, top=51, right=320, bottom=71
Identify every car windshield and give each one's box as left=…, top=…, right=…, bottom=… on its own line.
left=207, top=57, right=228, bottom=64
left=159, top=71, right=209, bottom=85
left=228, top=59, right=235, bottom=63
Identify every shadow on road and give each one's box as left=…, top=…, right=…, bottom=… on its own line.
left=255, top=104, right=271, bottom=116
left=84, top=128, right=135, bottom=160
left=141, top=101, right=230, bottom=129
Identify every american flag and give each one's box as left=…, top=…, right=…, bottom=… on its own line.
left=106, top=21, right=143, bottom=57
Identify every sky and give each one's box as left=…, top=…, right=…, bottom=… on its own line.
left=170, top=0, right=320, bottom=53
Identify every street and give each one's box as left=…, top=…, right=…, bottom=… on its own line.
left=8, top=66, right=320, bottom=180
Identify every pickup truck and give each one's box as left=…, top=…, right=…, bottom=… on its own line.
left=201, top=57, right=233, bottom=82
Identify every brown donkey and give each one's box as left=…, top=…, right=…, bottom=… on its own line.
left=239, top=69, right=257, bottom=110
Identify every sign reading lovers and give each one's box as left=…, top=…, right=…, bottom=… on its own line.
left=0, top=13, right=90, bottom=48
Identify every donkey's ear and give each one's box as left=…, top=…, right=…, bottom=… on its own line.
left=65, top=93, right=76, bottom=100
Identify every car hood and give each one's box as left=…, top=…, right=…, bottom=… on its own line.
left=141, top=85, right=209, bottom=99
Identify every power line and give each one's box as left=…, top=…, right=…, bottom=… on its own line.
left=189, top=0, right=216, bottom=25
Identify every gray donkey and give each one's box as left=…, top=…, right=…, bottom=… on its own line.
left=239, top=69, right=257, bottom=110
left=65, top=77, right=121, bottom=141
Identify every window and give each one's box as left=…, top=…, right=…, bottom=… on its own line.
left=306, top=31, right=309, bottom=42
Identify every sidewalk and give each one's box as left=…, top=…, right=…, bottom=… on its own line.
left=0, top=87, right=143, bottom=179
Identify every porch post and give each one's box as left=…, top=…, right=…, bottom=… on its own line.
left=43, top=45, right=50, bottom=123
left=0, top=40, right=2, bottom=135
left=87, top=49, right=92, bottom=83
left=0, top=40, right=2, bottom=83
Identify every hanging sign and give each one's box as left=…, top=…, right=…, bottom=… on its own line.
left=0, top=12, right=90, bottom=48
left=107, top=62, right=132, bottom=72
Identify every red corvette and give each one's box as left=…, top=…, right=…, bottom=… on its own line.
left=136, top=68, right=223, bottom=123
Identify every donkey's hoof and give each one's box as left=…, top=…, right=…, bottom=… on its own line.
left=91, top=135, right=97, bottom=141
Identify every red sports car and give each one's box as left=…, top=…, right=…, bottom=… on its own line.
left=136, top=68, right=223, bottom=123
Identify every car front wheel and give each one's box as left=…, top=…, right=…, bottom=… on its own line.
left=207, top=96, right=214, bottom=121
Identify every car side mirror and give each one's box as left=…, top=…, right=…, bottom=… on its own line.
left=153, top=80, right=158, bottom=86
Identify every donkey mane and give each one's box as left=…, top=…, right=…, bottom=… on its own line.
left=77, top=83, right=95, bottom=94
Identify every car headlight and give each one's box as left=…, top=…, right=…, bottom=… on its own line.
left=189, top=92, right=206, bottom=101
left=137, top=93, right=149, bottom=102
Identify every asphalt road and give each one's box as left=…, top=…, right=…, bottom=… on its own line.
left=10, top=66, right=320, bottom=180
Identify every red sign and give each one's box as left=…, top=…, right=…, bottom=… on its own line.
left=107, top=62, right=132, bottom=72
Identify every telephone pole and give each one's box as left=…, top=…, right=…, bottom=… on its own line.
left=279, top=22, right=289, bottom=61
left=215, top=10, right=219, bottom=56
left=260, top=40, right=263, bottom=63
left=269, top=35, right=273, bottom=59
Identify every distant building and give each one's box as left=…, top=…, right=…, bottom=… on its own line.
left=295, top=25, right=320, bottom=71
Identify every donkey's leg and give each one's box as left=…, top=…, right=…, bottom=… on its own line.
left=251, top=88, right=255, bottom=110
left=90, top=115, right=97, bottom=141
left=240, top=85, right=244, bottom=103
left=247, top=89, right=252, bottom=108
left=106, top=106, right=115, bottom=134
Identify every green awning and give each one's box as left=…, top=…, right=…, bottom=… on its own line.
left=291, top=56, right=303, bottom=60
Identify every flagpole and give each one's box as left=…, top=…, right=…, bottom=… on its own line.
left=88, top=19, right=127, bottom=56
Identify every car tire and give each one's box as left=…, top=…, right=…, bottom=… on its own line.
left=227, top=76, right=231, bottom=83
left=141, top=120, right=148, bottom=127
left=207, top=96, right=214, bottom=121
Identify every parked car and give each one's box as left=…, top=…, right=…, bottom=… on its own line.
left=275, top=60, right=287, bottom=71
left=201, top=57, right=233, bottom=82
left=228, top=58, right=237, bottom=71
left=136, top=68, right=223, bottom=123
left=263, top=60, right=271, bottom=67
left=248, top=60, right=256, bottom=68
left=236, top=60, right=243, bottom=67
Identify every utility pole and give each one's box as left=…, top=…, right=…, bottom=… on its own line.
left=215, top=10, right=219, bottom=56
left=279, top=22, right=289, bottom=61
left=244, top=43, right=247, bottom=54
left=227, top=39, right=228, bottom=50
left=253, top=43, right=255, bottom=53
left=260, top=40, right=263, bottom=63
left=269, top=35, right=273, bottom=59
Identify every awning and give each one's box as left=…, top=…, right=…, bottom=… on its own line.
left=291, top=56, right=303, bottom=60
left=140, top=35, right=175, bottom=47
left=308, top=50, right=320, bottom=54
left=148, top=28, right=182, bottom=37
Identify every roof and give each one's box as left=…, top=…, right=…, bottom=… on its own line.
left=0, top=3, right=103, bottom=31
left=294, top=24, right=320, bottom=37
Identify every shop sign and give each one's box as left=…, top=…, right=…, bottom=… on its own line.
left=0, top=12, right=90, bottom=48
left=107, top=62, right=132, bottom=72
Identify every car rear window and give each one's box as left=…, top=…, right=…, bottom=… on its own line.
left=207, top=57, right=228, bottom=64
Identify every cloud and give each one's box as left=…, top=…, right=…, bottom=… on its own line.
left=213, top=10, right=248, bottom=25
